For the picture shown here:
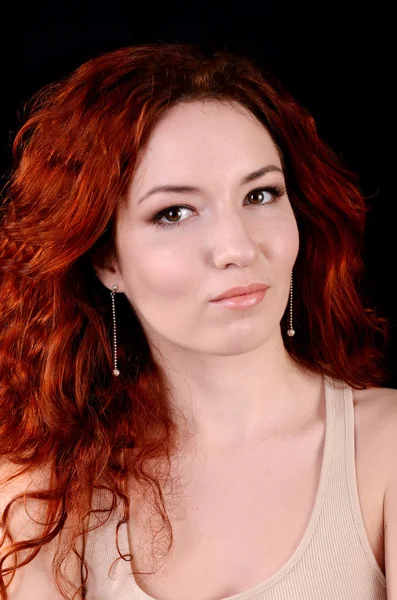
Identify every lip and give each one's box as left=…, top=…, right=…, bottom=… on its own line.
left=210, top=282, right=269, bottom=302
left=211, top=288, right=268, bottom=309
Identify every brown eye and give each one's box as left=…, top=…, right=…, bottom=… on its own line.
left=247, top=188, right=273, bottom=204
left=163, top=207, right=185, bottom=222
left=151, top=184, right=285, bottom=229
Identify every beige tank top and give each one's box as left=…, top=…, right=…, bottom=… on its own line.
left=83, top=375, right=387, bottom=599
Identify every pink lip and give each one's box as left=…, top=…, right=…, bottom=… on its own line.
left=211, top=283, right=269, bottom=302
left=210, top=287, right=268, bottom=309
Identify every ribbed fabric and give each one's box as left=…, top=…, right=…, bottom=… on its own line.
left=84, top=375, right=387, bottom=599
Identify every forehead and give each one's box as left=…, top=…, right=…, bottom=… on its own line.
left=131, top=100, right=282, bottom=191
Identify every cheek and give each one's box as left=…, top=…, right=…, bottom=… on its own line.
left=283, top=220, right=299, bottom=261
left=262, top=212, right=300, bottom=263
left=123, top=245, right=198, bottom=344
left=130, top=247, right=194, bottom=299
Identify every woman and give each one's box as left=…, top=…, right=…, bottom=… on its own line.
left=0, top=42, right=396, bottom=600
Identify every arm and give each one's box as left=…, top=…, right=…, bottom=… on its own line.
left=383, top=389, right=397, bottom=600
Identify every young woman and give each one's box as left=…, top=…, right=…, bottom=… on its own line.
left=1, top=42, right=396, bottom=600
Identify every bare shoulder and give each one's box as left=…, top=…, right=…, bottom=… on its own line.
left=351, top=384, right=397, bottom=473
left=0, top=459, right=84, bottom=599
left=352, top=383, right=397, bottom=429
left=0, top=460, right=54, bottom=535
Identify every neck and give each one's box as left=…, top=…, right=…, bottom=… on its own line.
left=152, top=329, right=320, bottom=451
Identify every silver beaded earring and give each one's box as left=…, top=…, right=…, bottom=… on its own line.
left=109, top=272, right=295, bottom=376
left=287, top=270, right=295, bottom=337
left=110, top=284, right=120, bottom=376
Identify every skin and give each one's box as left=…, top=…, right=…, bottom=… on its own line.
left=96, top=99, right=318, bottom=453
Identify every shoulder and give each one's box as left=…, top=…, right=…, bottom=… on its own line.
left=351, top=384, right=397, bottom=436
left=0, top=460, right=84, bottom=599
left=0, top=460, right=53, bottom=533
left=351, top=384, right=397, bottom=472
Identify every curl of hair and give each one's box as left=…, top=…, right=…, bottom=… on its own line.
left=0, top=42, right=392, bottom=599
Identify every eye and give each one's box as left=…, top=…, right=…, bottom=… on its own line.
left=150, top=184, right=286, bottom=229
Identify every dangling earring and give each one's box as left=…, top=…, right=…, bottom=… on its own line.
left=286, top=270, right=295, bottom=337
left=110, top=285, right=120, bottom=376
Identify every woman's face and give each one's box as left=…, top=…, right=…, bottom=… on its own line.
left=99, top=100, right=299, bottom=359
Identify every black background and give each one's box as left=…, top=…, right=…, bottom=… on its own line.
left=1, top=1, right=395, bottom=387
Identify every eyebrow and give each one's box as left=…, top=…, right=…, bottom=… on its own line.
left=136, top=164, right=284, bottom=205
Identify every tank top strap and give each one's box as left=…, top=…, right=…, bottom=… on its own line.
left=322, top=375, right=386, bottom=586
left=340, top=377, right=387, bottom=583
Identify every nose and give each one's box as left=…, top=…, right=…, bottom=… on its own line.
left=209, top=211, right=260, bottom=268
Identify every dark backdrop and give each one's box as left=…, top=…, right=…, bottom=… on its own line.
left=1, top=1, right=395, bottom=387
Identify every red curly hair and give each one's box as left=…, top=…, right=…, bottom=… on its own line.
left=0, top=41, right=392, bottom=599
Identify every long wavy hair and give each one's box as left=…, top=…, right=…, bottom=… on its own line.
left=0, top=42, right=392, bottom=599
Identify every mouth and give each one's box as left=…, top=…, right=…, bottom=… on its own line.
left=211, top=284, right=269, bottom=302
left=210, top=287, right=268, bottom=309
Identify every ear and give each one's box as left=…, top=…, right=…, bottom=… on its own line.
left=92, top=253, right=125, bottom=294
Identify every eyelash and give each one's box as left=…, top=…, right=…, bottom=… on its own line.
left=150, top=184, right=286, bottom=229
